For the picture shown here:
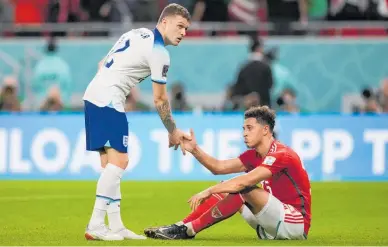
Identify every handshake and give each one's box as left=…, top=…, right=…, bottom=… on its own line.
left=168, top=128, right=197, bottom=155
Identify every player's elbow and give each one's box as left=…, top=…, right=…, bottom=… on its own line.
left=153, top=94, right=168, bottom=105
left=153, top=98, right=164, bottom=107
left=211, top=161, right=226, bottom=175
left=210, top=169, right=221, bottom=175
left=212, top=168, right=228, bottom=175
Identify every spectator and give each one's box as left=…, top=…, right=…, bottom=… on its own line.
left=80, top=0, right=114, bottom=35
left=228, top=0, right=260, bottom=37
left=232, top=38, right=273, bottom=107
left=328, top=0, right=369, bottom=20
left=80, top=0, right=111, bottom=22
left=265, top=0, right=308, bottom=35
left=192, top=0, right=229, bottom=35
left=46, top=0, right=88, bottom=36
left=0, top=0, right=14, bottom=23
left=14, top=0, right=48, bottom=24
left=47, top=0, right=87, bottom=23
left=14, top=0, right=49, bottom=36
left=126, top=0, right=160, bottom=22
left=229, top=0, right=259, bottom=25
left=192, top=0, right=229, bottom=22
left=359, top=87, right=382, bottom=114
left=222, top=85, right=260, bottom=111
left=0, top=75, right=21, bottom=112
left=32, top=37, right=72, bottom=110
left=242, top=91, right=260, bottom=109
left=170, top=82, right=191, bottom=111
left=264, top=47, right=298, bottom=105
left=364, top=98, right=382, bottom=113
left=124, top=87, right=150, bottom=112
left=308, top=0, right=328, bottom=21
left=276, top=87, right=300, bottom=113
left=221, top=84, right=240, bottom=111
left=377, top=78, right=388, bottom=112
left=40, top=85, right=65, bottom=112
left=376, top=0, right=388, bottom=20
left=167, top=0, right=194, bottom=11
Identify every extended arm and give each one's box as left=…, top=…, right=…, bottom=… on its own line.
left=191, top=145, right=246, bottom=175
left=152, top=82, right=176, bottom=134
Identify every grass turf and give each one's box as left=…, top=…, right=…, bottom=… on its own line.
left=0, top=181, right=387, bottom=246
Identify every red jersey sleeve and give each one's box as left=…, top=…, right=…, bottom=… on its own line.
left=260, top=152, right=289, bottom=176
left=238, top=150, right=257, bottom=171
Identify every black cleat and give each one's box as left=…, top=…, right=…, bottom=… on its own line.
left=153, top=224, right=195, bottom=240
left=144, top=224, right=175, bottom=238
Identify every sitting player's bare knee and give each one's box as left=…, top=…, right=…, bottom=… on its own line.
left=105, top=147, right=129, bottom=169
left=241, top=188, right=270, bottom=214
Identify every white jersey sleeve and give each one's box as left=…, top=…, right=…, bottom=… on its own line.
left=83, top=28, right=170, bottom=110
left=148, top=43, right=170, bottom=84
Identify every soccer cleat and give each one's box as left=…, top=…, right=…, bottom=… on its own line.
left=152, top=224, right=195, bottom=240
left=84, top=224, right=124, bottom=241
left=144, top=224, right=176, bottom=238
left=112, top=228, right=147, bottom=240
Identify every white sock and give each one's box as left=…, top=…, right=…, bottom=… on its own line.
left=106, top=163, right=125, bottom=231
left=240, top=205, right=258, bottom=229
left=88, top=163, right=124, bottom=228
left=88, top=199, right=108, bottom=228
left=185, top=222, right=196, bottom=236
left=108, top=201, right=125, bottom=231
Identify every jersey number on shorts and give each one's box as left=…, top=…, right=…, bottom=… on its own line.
left=105, top=39, right=131, bottom=68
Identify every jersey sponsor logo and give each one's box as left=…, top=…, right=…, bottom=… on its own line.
left=123, top=135, right=128, bottom=147
left=211, top=206, right=223, bottom=219
left=263, top=156, right=276, bottom=166
left=162, top=65, right=169, bottom=77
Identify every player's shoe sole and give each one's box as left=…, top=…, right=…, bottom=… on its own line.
left=84, top=233, right=98, bottom=241
left=152, top=231, right=195, bottom=240
left=84, top=232, right=124, bottom=241
left=84, top=225, right=124, bottom=241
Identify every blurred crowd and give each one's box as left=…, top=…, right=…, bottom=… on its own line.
left=1, top=0, right=388, bottom=114
left=0, top=0, right=388, bottom=37
left=1, top=35, right=387, bottom=115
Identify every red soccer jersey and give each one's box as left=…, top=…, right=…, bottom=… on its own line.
left=239, top=140, right=312, bottom=235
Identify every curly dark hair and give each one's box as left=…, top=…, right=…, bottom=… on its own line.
left=244, top=106, right=276, bottom=133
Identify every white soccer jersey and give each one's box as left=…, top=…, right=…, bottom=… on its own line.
left=83, top=28, right=170, bottom=112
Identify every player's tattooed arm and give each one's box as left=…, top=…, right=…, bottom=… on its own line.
left=155, top=100, right=177, bottom=134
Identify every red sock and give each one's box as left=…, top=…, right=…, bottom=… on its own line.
left=190, top=193, right=244, bottom=234
left=182, top=193, right=225, bottom=224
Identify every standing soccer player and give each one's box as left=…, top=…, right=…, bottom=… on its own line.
left=82, top=4, right=191, bottom=241
left=146, top=106, right=312, bottom=240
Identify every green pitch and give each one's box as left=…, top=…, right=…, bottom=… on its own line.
left=0, top=181, right=387, bottom=246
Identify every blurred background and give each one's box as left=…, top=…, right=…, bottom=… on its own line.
left=0, top=0, right=387, bottom=181
left=1, top=3, right=387, bottom=244
left=0, top=0, right=387, bottom=114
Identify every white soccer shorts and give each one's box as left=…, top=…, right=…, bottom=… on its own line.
left=242, top=193, right=306, bottom=240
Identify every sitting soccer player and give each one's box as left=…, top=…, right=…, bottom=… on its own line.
left=145, top=106, right=311, bottom=240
